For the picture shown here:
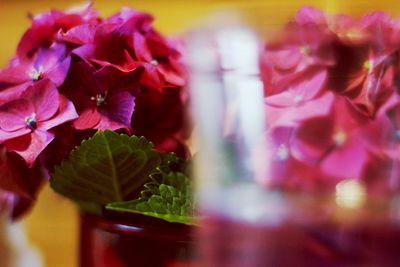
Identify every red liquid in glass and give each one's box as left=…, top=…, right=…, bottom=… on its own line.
left=79, top=213, right=193, bottom=267
left=198, top=214, right=400, bottom=267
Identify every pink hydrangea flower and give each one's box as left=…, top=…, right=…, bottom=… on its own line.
left=60, top=60, right=141, bottom=131
left=261, top=8, right=334, bottom=96
left=0, top=79, right=78, bottom=166
left=0, top=43, right=70, bottom=87
left=17, top=3, right=98, bottom=59
left=265, top=127, right=337, bottom=192
left=265, top=69, right=334, bottom=127
left=290, top=96, right=371, bottom=179
left=0, top=5, right=189, bottom=219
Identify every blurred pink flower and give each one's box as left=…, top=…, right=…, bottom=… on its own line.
left=265, top=69, right=334, bottom=127
left=261, top=8, right=334, bottom=95
left=290, top=96, right=371, bottom=179
left=266, top=127, right=337, bottom=192
left=340, top=50, right=396, bottom=117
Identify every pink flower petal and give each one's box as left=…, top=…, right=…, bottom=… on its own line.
left=321, top=137, right=369, bottom=179
left=295, top=6, right=327, bottom=25
left=266, top=92, right=334, bottom=128
left=43, top=56, right=71, bottom=87
left=40, top=95, right=78, bottom=130
left=158, top=62, right=186, bottom=87
left=96, top=91, right=135, bottom=131
left=266, top=47, right=303, bottom=71
left=0, top=59, right=32, bottom=84
left=265, top=69, right=327, bottom=108
left=73, top=108, right=101, bottom=130
left=0, top=82, right=31, bottom=105
left=133, top=32, right=152, bottom=62
left=5, top=130, right=54, bottom=167
left=291, top=116, right=335, bottom=164
left=58, top=24, right=98, bottom=45
left=0, top=99, right=34, bottom=131
left=0, top=128, right=31, bottom=143
left=22, top=79, right=59, bottom=121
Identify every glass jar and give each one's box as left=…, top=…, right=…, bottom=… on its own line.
left=187, top=4, right=400, bottom=267
left=79, top=212, right=193, bottom=267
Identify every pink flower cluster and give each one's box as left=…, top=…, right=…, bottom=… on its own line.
left=263, top=7, right=400, bottom=194
left=0, top=4, right=188, bottom=218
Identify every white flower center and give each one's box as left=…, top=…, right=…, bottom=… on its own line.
left=333, top=130, right=347, bottom=146
left=277, top=144, right=289, bottom=161
left=293, top=95, right=303, bottom=105
left=27, top=66, right=44, bottom=80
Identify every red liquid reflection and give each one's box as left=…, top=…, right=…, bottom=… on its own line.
left=198, top=214, right=400, bottom=267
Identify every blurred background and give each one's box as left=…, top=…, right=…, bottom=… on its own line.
left=1, top=0, right=400, bottom=266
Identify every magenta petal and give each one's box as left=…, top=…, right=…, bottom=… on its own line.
left=59, top=24, right=97, bottom=45
left=158, top=64, right=186, bottom=87
left=321, top=138, right=369, bottom=179
left=0, top=99, right=33, bottom=131
left=36, top=43, right=67, bottom=71
left=22, top=80, right=59, bottom=121
left=0, top=128, right=31, bottom=143
left=266, top=69, right=327, bottom=108
left=95, top=115, right=129, bottom=131
left=292, top=69, right=326, bottom=100
left=140, top=63, right=162, bottom=90
left=266, top=91, right=301, bottom=108
left=107, top=7, right=153, bottom=33
left=361, top=115, right=396, bottom=156
left=266, top=92, right=334, bottom=128
left=0, top=82, right=31, bottom=105
left=97, top=91, right=134, bottom=131
left=133, top=32, right=152, bottom=62
left=267, top=47, right=303, bottom=71
left=0, top=59, right=32, bottom=84
left=17, top=24, right=54, bottom=60
left=6, top=130, right=54, bottom=167
left=73, top=108, right=101, bottom=130
left=40, top=95, right=78, bottom=130
left=73, top=44, right=97, bottom=62
left=295, top=6, right=326, bottom=25
left=44, top=56, right=71, bottom=87
left=291, top=117, right=334, bottom=164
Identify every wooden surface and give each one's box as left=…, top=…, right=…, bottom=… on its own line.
left=1, top=1, right=400, bottom=266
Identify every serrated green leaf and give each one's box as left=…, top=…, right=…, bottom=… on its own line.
left=50, top=130, right=161, bottom=214
left=106, top=171, right=196, bottom=225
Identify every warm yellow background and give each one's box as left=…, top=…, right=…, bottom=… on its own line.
left=1, top=1, right=400, bottom=266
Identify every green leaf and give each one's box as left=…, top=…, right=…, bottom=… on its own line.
left=50, top=130, right=161, bottom=214
left=106, top=171, right=196, bottom=225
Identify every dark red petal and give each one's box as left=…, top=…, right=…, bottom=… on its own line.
left=5, top=130, right=54, bottom=167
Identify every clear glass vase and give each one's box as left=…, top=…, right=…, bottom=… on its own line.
left=187, top=4, right=400, bottom=267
